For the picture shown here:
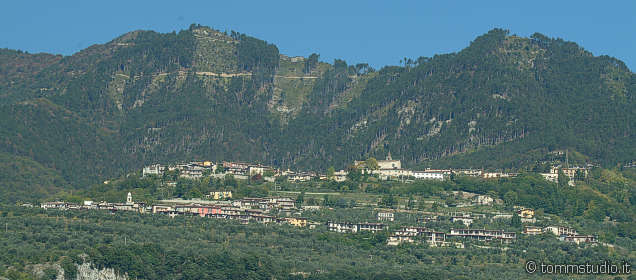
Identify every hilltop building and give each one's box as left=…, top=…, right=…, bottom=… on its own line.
left=377, top=152, right=401, bottom=170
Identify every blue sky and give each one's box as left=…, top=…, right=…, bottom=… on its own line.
left=2, top=0, right=635, bottom=71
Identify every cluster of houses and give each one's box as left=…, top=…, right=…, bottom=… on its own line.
left=523, top=225, right=597, bottom=244
left=153, top=204, right=310, bottom=227
left=404, top=208, right=534, bottom=228
left=383, top=224, right=596, bottom=247
left=324, top=219, right=515, bottom=247
left=41, top=192, right=147, bottom=213
left=388, top=226, right=450, bottom=246
left=143, top=161, right=321, bottom=182
left=351, top=153, right=450, bottom=181
left=540, top=166, right=589, bottom=186
left=330, top=211, right=517, bottom=246
left=374, top=209, right=596, bottom=246
left=140, top=156, right=523, bottom=184
left=143, top=161, right=274, bottom=180
left=39, top=191, right=598, bottom=248
left=141, top=154, right=590, bottom=185
left=40, top=193, right=316, bottom=228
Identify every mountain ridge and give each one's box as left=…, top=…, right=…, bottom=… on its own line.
left=0, top=25, right=633, bottom=201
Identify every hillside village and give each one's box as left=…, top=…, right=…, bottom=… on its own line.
left=1, top=19, right=634, bottom=280
left=37, top=154, right=600, bottom=249
left=140, top=152, right=590, bottom=185
left=38, top=190, right=599, bottom=248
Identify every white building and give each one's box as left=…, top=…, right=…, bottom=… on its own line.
left=327, top=222, right=386, bottom=233
left=559, top=235, right=597, bottom=244
left=412, top=171, right=445, bottom=180
left=448, top=228, right=516, bottom=242
left=377, top=212, right=395, bottom=222
left=544, top=226, right=577, bottom=236
left=451, top=216, right=474, bottom=227
left=473, top=195, right=494, bottom=206
left=41, top=201, right=68, bottom=209
left=333, top=170, right=348, bottom=182
left=550, top=166, right=588, bottom=180
left=481, top=172, right=517, bottom=179
left=126, top=192, right=133, bottom=205
left=387, top=235, right=415, bottom=246
left=143, top=164, right=165, bottom=177
left=376, top=168, right=412, bottom=179
left=540, top=173, right=559, bottom=183
left=248, top=165, right=269, bottom=176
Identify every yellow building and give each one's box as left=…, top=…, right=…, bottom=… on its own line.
left=518, top=208, right=535, bottom=219
left=286, top=217, right=308, bottom=227
left=210, top=191, right=232, bottom=200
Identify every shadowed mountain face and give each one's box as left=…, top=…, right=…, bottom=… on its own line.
left=0, top=25, right=633, bottom=200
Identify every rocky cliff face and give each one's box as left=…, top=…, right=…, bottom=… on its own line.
left=74, top=263, right=128, bottom=280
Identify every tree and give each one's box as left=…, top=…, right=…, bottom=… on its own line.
left=347, top=168, right=362, bottom=182
left=558, top=169, right=569, bottom=187
left=306, top=197, right=316, bottom=206
left=444, top=196, right=456, bottom=207
left=349, top=199, right=357, bottom=208
left=574, top=170, right=585, bottom=181
left=365, top=158, right=380, bottom=170
left=418, top=200, right=427, bottom=210
left=381, top=194, right=395, bottom=208
left=510, top=213, right=521, bottom=228
left=327, top=166, right=335, bottom=179
left=250, top=174, right=263, bottom=184
left=163, top=169, right=180, bottom=181
left=215, top=165, right=226, bottom=174
left=61, top=257, right=77, bottom=279
left=335, top=198, right=348, bottom=208
left=431, top=201, right=441, bottom=211
left=584, top=201, right=604, bottom=221
left=263, top=170, right=275, bottom=177
left=503, top=191, right=518, bottom=210
left=188, top=187, right=203, bottom=199
left=296, top=191, right=305, bottom=205
left=304, top=53, right=320, bottom=73
left=407, top=195, right=415, bottom=210
left=202, top=169, right=212, bottom=177
left=322, top=194, right=331, bottom=207
left=224, top=174, right=237, bottom=188
left=43, top=268, right=58, bottom=280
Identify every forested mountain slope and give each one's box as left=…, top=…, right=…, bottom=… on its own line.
left=0, top=25, right=633, bottom=201
left=282, top=30, right=634, bottom=170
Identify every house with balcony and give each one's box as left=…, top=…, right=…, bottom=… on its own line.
left=448, top=228, right=516, bottom=242
left=377, top=212, right=395, bottom=222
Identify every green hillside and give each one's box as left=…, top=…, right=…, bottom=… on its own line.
left=0, top=25, right=634, bottom=201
